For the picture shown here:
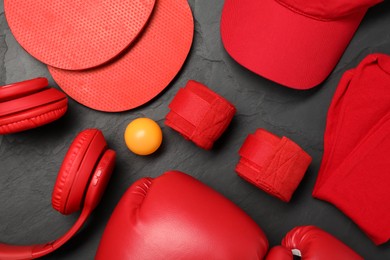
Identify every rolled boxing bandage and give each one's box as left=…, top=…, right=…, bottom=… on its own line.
left=165, top=80, right=236, bottom=150
left=236, top=129, right=312, bottom=202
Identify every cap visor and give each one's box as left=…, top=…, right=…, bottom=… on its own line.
left=221, top=0, right=366, bottom=89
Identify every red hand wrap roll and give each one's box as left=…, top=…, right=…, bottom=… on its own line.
left=165, top=81, right=236, bottom=150
left=236, top=129, right=312, bottom=202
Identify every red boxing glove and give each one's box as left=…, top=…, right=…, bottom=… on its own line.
left=96, top=171, right=268, bottom=260
left=236, top=129, right=312, bottom=202
left=265, top=226, right=363, bottom=260
left=165, top=80, right=236, bottom=150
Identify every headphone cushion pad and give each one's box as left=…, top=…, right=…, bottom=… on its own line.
left=0, top=98, right=68, bottom=134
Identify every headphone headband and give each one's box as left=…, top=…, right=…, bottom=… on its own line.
left=0, top=209, right=91, bottom=260
left=0, top=130, right=116, bottom=259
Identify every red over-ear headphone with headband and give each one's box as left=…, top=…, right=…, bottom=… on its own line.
left=0, top=79, right=116, bottom=259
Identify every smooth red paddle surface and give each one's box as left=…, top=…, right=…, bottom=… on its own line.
left=49, top=0, right=194, bottom=112
left=4, top=0, right=156, bottom=70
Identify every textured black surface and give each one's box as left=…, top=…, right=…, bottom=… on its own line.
left=1, top=1, right=390, bottom=259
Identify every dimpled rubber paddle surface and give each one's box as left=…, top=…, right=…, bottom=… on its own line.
left=49, top=0, right=194, bottom=112
left=4, top=0, right=156, bottom=70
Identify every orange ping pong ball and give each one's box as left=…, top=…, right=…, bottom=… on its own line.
left=124, top=118, right=163, bottom=155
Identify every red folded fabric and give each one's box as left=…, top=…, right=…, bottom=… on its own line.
left=313, top=53, right=390, bottom=245
left=236, top=129, right=312, bottom=202
left=165, top=80, right=236, bottom=150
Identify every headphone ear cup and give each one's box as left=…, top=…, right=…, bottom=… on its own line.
left=0, top=99, right=68, bottom=134
left=83, top=149, right=116, bottom=212
left=52, top=129, right=107, bottom=215
left=0, top=77, right=48, bottom=102
left=0, top=78, right=68, bottom=135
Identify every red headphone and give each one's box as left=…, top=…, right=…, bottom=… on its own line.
left=0, top=78, right=69, bottom=135
left=0, top=79, right=116, bottom=259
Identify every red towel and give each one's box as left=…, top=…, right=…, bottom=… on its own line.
left=236, top=129, right=312, bottom=202
left=313, top=53, right=390, bottom=245
left=165, top=81, right=236, bottom=150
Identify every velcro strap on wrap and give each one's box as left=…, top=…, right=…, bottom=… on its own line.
left=166, top=81, right=236, bottom=150
left=239, top=133, right=280, bottom=170
left=236, top=129, right=312, bottom=202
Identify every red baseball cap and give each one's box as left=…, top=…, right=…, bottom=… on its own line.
left=221, top=0, right=383, bottom=89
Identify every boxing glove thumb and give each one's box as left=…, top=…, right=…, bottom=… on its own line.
left=96, top=171, right=268, bottom=260
left=265, top=226, right=363, bottom=260
left=266, top=246, right=294, bottom=259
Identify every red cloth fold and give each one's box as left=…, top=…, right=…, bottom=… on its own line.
left=313, top=53, right=390, bottom=245
left=236, top=129, right=312, bottom=202
left=165, top=81, right=236, bottom=150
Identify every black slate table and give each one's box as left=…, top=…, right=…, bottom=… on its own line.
left=1, top=1, right=390, bottom=259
